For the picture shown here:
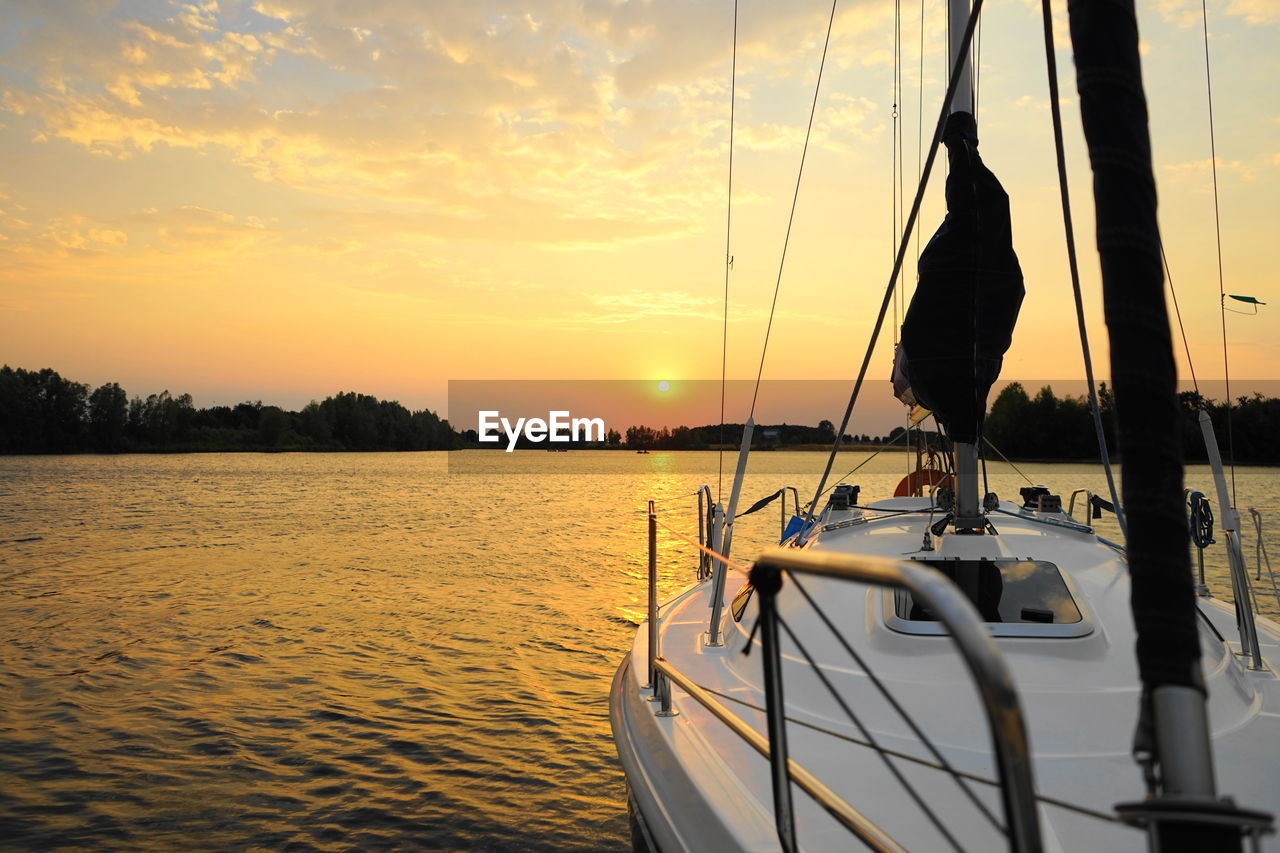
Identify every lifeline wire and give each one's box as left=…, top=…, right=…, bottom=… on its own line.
left=789, top=574, right=1003, bottom=832
left=805, top=0, right=987, bottom=526
left=1040, top=0, right=1126, bottom=541
left=700, top=687, right=1127, bottom=827
left=748, top=0, right=839, bottom=421
left=645, top=489, right=702, bottom=506
left=718, top=0, right=739, bottom=503
left=777, top=611, right=971, bottom=852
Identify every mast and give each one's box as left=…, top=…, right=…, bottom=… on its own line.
left=893, top=0, right=1019, bottom=533
left=947, top=0, right=980, bottom=529
left=947, top=0, right=974, bottom=116
left=1066, top=0, right=1270, bottom=847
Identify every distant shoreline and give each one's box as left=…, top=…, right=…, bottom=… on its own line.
left=4, top=448, right=1276, bottom=467
left=5, top=366, right=1277, bottom=465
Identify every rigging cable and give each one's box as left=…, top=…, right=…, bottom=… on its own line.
left=816, top=426, right=913, bottom=502
left=748, top=0, right=840, bottom=421
left=915, top=0, right=925, bottom=270
left=1040, top=0, right=1126, bottom=540
left=1161, top=243, right=1200, bottom=395
left=983, top=435, right=1035, bottom=487
left=896, top=0, right=907, bottom=345
left=893, top=0, right=903, bottom=344
left=1201, top=0, right=1237, bottom=507
left=906, top=0, right=926, bottom=496
left=804, top=0, right=986, bottom=522
left=718, top=0, right=739, bottom=502
left=973, top=7, right=981, bottom=122
left=892, top=0, right=912, bottom=461
left=981, top=440, right=989, bottom=498
left=898, top=6, right=907, bottom=346
left=896, top=0, right=906, bottom=343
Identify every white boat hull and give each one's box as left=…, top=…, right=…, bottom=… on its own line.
left=611, top=498, right=1280, bottom=851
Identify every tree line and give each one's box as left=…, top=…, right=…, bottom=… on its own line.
left=0, top=366, right=456, bottom=453
left=466, top=419, right=903, bottom=451
left=616, top=420, right=906, bottom=450
left=4, top=366, right=1274, bottom=461
left=985, top=382, right=1280, bottom=465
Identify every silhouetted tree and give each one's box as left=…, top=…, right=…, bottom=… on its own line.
left=258, top=406, right=290, bottom=447
left=0, top=366, right=87, bottom=451
left=0, top=366, right=43, bottom=451
left=985, top=382, right=1031, bottom=458
left=0, top=367, right=461, bottom=453
left=88, top=382, right=128, bottom=451
left=1, top=365, right=1273, bottom=461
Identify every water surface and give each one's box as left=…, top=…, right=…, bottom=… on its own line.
left=2, top=451, right=1276, bottom=850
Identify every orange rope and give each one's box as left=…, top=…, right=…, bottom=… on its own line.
left=652, top=516, right=751, bottom=575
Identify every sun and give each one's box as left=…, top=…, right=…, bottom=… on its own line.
left=657, top=380, right=671, bottom=392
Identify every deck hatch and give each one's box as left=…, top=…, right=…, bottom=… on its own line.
left=884, top=559, right=1092, bottom=638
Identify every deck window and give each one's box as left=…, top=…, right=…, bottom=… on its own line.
left=885, top=559, right=1091, bottom=638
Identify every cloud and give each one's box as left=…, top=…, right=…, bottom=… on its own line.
left=0, top=211, right=129, bottom=264
left=0, top=204, right=270, bottom=268
left=560, top=287, right=860, bottom=329
left=1153, top=0, right=1280, bottom=26
left=0, top=0, right=908, bottom=247
left=1151, top=0, right=1204, bottom=28
left=580, top=289, right=721, bottom=323
left=88, top=228, right=128, bottom=246
left=1226, top=0, right=1280, bottom=24
left=4, top=2, right=268, bottom=105
left=1162, top=156, right=1257, bottom=183
left=138, top=204, right=270, bottom=251
left=738, top=122, right=807, bottom=152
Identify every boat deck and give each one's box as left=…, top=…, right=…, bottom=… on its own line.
left=613, top=498, right=1280, bottom=851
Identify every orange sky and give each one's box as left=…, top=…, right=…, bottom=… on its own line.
left=1, top=0, right=1276, bottom=421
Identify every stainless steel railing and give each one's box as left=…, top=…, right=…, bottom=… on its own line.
left=645, top=499, right=658, bottom=688
left=1250, top=508, right=1280, bottom=612
left=1198, top=412, right=1264, bottom=669
left=781, top=485, right=801, bottom=541
left=747, top=548, right=1043, bottom=853
left=652, top=657, right=906, bottom=853
left=642, top=503, right=1044, bottom=852
left=1066, top=488, right=1095, bottom=526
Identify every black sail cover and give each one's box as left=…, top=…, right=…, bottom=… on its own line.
left=896, top=111, right=1024, bottom=444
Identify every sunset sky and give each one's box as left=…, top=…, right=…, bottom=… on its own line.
left=1, top=0, right=1276, bottom=423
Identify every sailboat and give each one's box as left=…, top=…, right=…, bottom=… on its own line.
left=609, top=1, right=1279, bottom=850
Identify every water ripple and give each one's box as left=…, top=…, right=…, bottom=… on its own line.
left=2, top=452, right=1273, bottom=850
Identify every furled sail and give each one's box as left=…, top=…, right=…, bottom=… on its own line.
left=893, top=110, right=1024, bottom=444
